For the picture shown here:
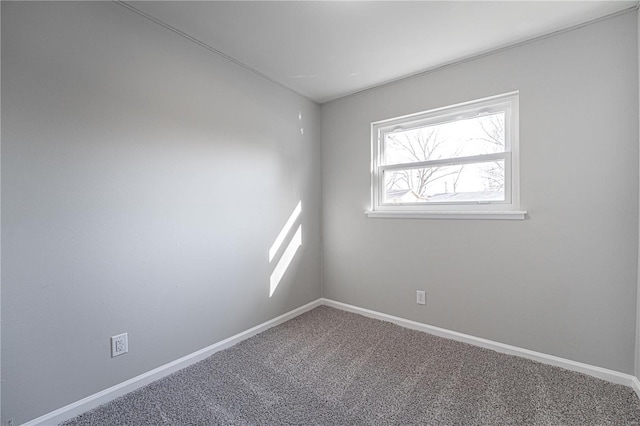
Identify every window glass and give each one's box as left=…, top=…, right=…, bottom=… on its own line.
left=383, top=161, right=505, bottom=204
left=383, top=112, right=505, bottom=166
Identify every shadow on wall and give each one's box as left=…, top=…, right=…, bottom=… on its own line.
left=269, top=201, right=303, bottom=297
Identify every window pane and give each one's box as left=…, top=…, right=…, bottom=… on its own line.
left=383, top=112, right=505, bottom=166
left=383, top=160, right=505, bottom=203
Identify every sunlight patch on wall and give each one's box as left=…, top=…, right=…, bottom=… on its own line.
left=269, top=224, right=302, bottom=297
left=269, top=201, right=301, bottom=263
left=269, top=201, right=303, bottom=297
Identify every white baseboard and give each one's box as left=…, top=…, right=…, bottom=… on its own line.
left=22, top=299, right=323, bottom=426
left=23, top=296, right=640, bottom=425
left=320, top=298, right=637, bottom=389
left=632, top=377, right=640, bottom=401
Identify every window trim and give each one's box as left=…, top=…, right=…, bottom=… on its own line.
left=367, top=92, right=525, bottom=220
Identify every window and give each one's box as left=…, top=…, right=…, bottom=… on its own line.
left=367, top=92, right=525, bottom=220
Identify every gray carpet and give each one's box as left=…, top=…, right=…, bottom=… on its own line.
left=62, top=306, right=640, bottom=425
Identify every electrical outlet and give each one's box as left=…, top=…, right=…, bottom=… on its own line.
left=7, top=418, right=14, bottom=426
left=416, top=290, right=426, bottom=305
left=111, top=333, right=128, bottom=357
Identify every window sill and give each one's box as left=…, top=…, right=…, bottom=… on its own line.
left=364, top=210, right=527, bottom=220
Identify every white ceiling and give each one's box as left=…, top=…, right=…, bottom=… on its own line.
left=126, top=1, right=638, bottom=103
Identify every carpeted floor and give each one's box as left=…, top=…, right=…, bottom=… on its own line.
left=62, top=306, right=640, bottom=425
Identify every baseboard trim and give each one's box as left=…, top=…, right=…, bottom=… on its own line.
left=23, top=296, right=640, bottom=425
left=632, top=377, right=640, bottom=401
left=320, top=298, right=637, bottom=388
left=22, top=299, right=323, bottom=426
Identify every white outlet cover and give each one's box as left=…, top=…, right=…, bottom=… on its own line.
left=416, top=290, right=426, bottom=305
left=111, top=333, right=128, bottom=357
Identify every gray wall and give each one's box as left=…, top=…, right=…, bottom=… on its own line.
left=636, top=8, right=640, bottom=380
left=1, top=2, right=322, bottom=424
left=321, top=11, right=639, bottom=374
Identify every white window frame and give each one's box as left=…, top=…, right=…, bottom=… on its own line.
left=367, top=92, right=525, bottom=220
